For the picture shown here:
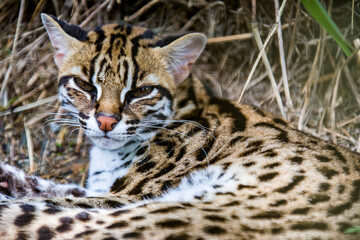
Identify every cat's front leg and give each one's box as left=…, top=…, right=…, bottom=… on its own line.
left=0, top=161, right=91, bottom=200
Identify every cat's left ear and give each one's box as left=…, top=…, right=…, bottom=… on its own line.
left=41, top=13, right=86, bottom=68
left=160, top=33, right=207, bottom=84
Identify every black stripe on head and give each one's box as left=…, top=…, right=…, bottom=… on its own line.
left=129, top=30, right=156, bottom=89
left=59, top=76, right=72, bottom=86
left=154, top=85, right=173, bottom=102
left=94, top=27, right=105, bottom=52
left=109, top=33, right=127, bottom=59
left=89, top=54, right=99, bottom=84
left=151, top=35, right=186, bottom=47
left=131, top=30, right=156, bottom=45
left=48, top=15, right=87, bottom=41
left=131, top=46, right=139, bottom=89
left=123, top=59, right=129, bottom=83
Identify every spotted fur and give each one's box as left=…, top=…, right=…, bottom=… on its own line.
left=0, top=14, right=359, bottom=240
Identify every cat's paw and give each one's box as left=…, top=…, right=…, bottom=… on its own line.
left=0, top=161, right=30, bottom=199
left=0, top=161, right=89, bottom=199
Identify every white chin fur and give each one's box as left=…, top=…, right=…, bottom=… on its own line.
left=89, top=137, right=126, bottom=150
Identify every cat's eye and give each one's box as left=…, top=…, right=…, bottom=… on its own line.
left=125, top=86, right=154, bottom=103
left=74, top=77, right=97, bottom=99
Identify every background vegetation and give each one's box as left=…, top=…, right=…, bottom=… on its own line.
left=0, top=0, right=359, bottom=188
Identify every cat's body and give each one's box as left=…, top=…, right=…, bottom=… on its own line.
left=0, top=14, right=359, bottom=240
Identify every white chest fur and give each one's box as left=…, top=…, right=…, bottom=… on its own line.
left=87, top=145, right=138, bottom=194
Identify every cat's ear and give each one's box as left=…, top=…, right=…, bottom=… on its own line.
left=41, top=13, right=86, bottom=68
left=161, top=33, right=207, bottom=84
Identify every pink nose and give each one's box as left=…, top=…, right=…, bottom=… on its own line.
left=96, top=115, right=118, bottom=132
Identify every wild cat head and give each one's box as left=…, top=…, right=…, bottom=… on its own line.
left=41, top=14, right=206, bottom=150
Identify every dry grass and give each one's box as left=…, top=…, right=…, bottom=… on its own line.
left=0, top=0, right=359, bottom=184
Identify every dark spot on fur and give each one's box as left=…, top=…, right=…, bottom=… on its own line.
left=43, top=207, right=62, bottom=215
left=75, top=212, right=91, bottom=222
left=337, top=222, right=353, bottom=233
left=317, top=167, right=339, bottom=179
left=75, top=203, right=93, bottom=209
left=20, top=204, right=35, bottom=213
left=106, top=221, right=129, bottom=229
left=238, top=148, right=259, bottom=157
left=254, top=122, right=289, bottom=142
left=258, top=172, right=279, bottom=181
left=135, top=146, right=147, bottom=156
left=291, top=221, right=328, bottom=230
left=338, top=185, right=345, bottom=194
left=195, top=137, right=216, bottom=162
left=102, top=237, right=117, bottom=240
left=247, top=140, right=263, bottom=148
left=273, top=118, right=287, bottom=126
left=104, top=200, right=124, bottom=208
left=164, top=234, right=191, bottom=240
left=175, top=146, right=186, bottom=162
left=319, top=183, right=330, bottom=192
left=276, top=175, right=305, bottom=193
left=238, top=184, right=256, bottom=190
left=292, top=207, right=310, bottom=215
left=271, top=228, right=284, bottom=234
left=128, top=178, right=148, bottom=195
left=14, top=213, right=35, bottom=227
left=44, top=200, right=59, bottom=206
left=131, top=216, right=145, bottom=221
left=221, top=201, right=240, bottom=207
left=264, top=162, right=280, bottom=169
left=56, top=217, right=74, bottom=232
left=150, top=206, right=184, bottom=214
left=155, top=219, right=189, bottom=228
left=230, top=135, right=246, bottom=146
left=270, top=199, right=287, bottom=207
left=153, top=163, right=175, bottom=178
left=241, top=224, right=264, bottom=233
left=110, top=176, right=128, bottom=193
left=110, top=209, right=130, bottom=217
left=74, top=230, right=97, bottom=238
left=160, top=180, right=173, bottom=192
left=123, top=231, right=142, bottom=239
left=315, top=155, right=331, bottom=162
left=326, top=145, right=347, bottom=163
left=243, top=161, right=255, bottom=167
left=209, top=98, right=247, bottom=132
left=289, top=156, right=303, bottom=164
left=251, top=211, right=282, bottom=219
left=136, top=161, right=156, bottom=173
left=308, top=194, right=331, bottom=204
left=204, top=215, right=227, bottom=222
left=203, top=225, right=227, bottom=235
left=37, top=226, right=54, bottom=240
left=16, top=232, right=28, bottom=240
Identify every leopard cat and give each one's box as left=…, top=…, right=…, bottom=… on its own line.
left=0, top=13, right=359, bottom=240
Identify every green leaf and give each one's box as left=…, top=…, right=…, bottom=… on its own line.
left=345, top=227, right=360, bottom=234
left=301, top=0, right=353, bottom=57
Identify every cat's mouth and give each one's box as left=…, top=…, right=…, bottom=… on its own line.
left=89, top=135, right=128, bottom=150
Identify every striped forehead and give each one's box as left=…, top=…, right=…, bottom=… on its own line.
left=86, top=24, right=158, bottom=53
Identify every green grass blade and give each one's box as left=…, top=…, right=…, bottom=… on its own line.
left=301, top=0, right=353, bottom=57
left=344, top=227, right=360, bottom=234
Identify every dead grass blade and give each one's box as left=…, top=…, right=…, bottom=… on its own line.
left=0, top=0, right=25, bottom=104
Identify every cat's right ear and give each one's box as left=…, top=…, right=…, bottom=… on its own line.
left=41, top=13, right=85, bottom=68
